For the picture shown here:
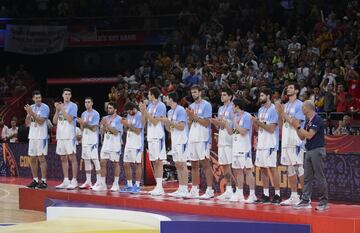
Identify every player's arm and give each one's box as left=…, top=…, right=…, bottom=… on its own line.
left=146, top=111, right=162, bottom=125
left=210, top=116, right=221, bottom=129
left=235, top=124, right=248, bottom=136
left=107, top=125, right=119, bottom=136
left=82, top=121, right=97, bottom=132
left=61, top=108, right=74, bottom=123
left=193, top=116, right=210, bottom=127
left=258, top=121, right=276, bottom=133
left=53, top=109, right=59, bottom=125
left=296, top=128, right=315, bottom=140
left=25, top=114, right=32, bottom=127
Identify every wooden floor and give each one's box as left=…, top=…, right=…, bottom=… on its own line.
left=0, top=184, right=45, bottom=223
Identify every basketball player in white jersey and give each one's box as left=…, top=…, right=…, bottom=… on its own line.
left=276, top=83, right=305, bottom=205
left=253, top=87, right=281, bottom=204
left=230, top=98, right=256, bottom=203
left=210, top=88, right=234, bottom=200
left=186, top=85, right=214, bottom=199
left=93, top=102, right=123, bottom=191
left=25, top=90, right=50, bottom=189
left=161, top=92, right=189, bottom=198
left=77, top=97, right=101, bottom=190
left=121, top=102, right=144, bottom=194
left=139, top=87, right=167, bottom=196
left=53, top=88, right=78, bottom=190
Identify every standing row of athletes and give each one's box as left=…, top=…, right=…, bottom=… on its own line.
left=25, top=83, right=312, bottom=206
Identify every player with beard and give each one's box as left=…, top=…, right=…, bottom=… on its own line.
left=94, top=102, right=123, bottom=192
left=253, top=87, right=281, bottom=204
left=25, top=90, right=50, bottom=189
left=276, top=83, right=305, bottom=206
left=186, top=85, right=214, bottom=199
left=121, top=102, right=144, bottom=194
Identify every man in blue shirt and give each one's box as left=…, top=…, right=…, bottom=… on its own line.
left=292, top=100, right=328, bottom=211
left=184, top=64, right=201, bottom=88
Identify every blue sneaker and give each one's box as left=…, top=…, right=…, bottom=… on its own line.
left=119, top=184, right=133, bottom=193
left=130, top=185, right=141, bottom=194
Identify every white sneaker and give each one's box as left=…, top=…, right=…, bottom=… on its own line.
left=216, top=189, right=233, bottom=200
left=168, top=189, right=180, bottom=197
left=67, top=180, right=78, bottom=190
left=229, top=190, right=245, bottom=202
left=150, top=187, right=165, bottom=196
left=110, top=183, right=120, bottom=192
left=173, top=188, right=189, bottom=198
left=56, top=180, right=70, bottom=189
left=91, top=181, right=101, bottom=189
left=280, top=195, right=300, bottom=206
left=199, top=188, right=215, bottom=200
left=79, top=182, right=92, bottom=190
left=186, top=186, right=199, bottom=199
left=92, top=183, right=107, bottom=192
left=245, top=194, right=257, bottom=204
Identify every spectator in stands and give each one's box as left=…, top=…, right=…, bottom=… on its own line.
left=13, top=80, right=27, bottom=96
left=184, top=64, right=201, bottom=87
left=323, top=84, right=336, bottom=113
left=324, top=118, right=335, bottom=135
left=7, top=117, right=18, bottom=143
left=0, top=119, right=9, bottom=142
left=334, top=115, right=356, bottom=135
left=14, top=64, right=30, bottom=80
left=344, top=94, right=360, bottom=112
left=17, top=120, right=29, bottom=143
left=0, top=78, right=9, bottom=96
left=108, top=86, right=119, bottom=102
left=335, top=84, right=348, bottom=112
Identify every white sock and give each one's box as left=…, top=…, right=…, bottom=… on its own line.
left=101, top=177, right=106, bottom=185
left=127, top=180, right=133, bottom=187
left=34, top=177, right=39, bottom=182
left=135, top=181, right=140, bottom=186
left=156, top=178, right=163, bottom=188
left=114, top=177, right=119, bottom=184
left=236, top=188, right=243, bottom=194
left=64, top=177, right=69, bottom=182
left=226, top=185, right=232, bottom=192
left=180, top=185, right=187, bottom=191
left=41, top=178, right=46, bottom=183
left=291, top=191, right=298, bottom=198
left=275, top=189, right=280, bottom=196
left=96, top=174, right=101, bottom=182
left=264, top=188, right=269, bottom=196
left=86, top=173, right=91, bottom=183
left=71, top=178, right=77, bottom=182
left=206, top=186, right=213, bottom=191
left=250, top=189, right=255, bottom=196
left=192, top=185, right=198, bottom=190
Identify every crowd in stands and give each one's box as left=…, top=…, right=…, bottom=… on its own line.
left=102, top=1, right=360, bottom=133
left=1, top=1, right=360, bottom=140
left=0, top=64, right=30, bottom=98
